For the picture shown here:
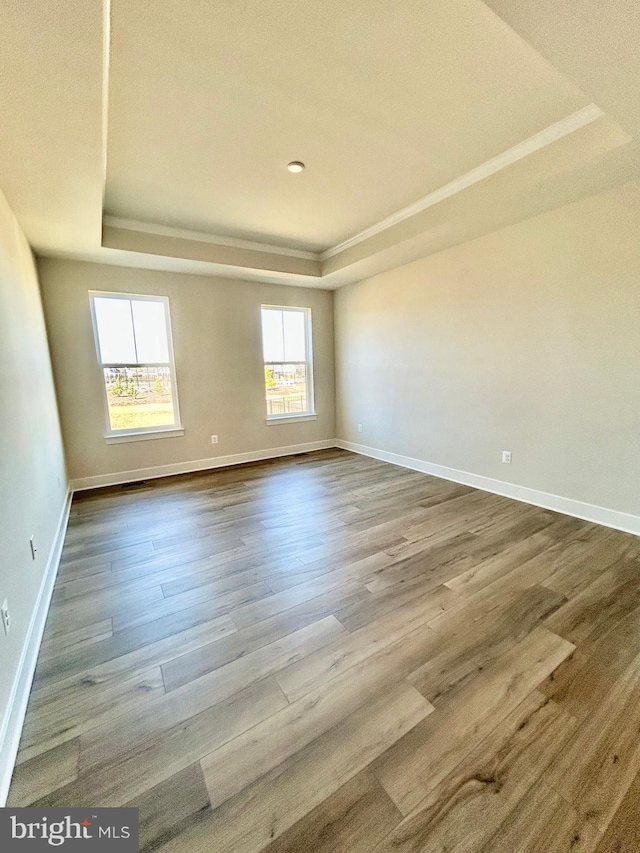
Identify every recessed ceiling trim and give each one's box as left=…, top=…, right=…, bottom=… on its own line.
left=103, top=104, right=605, bottom=275
left=101, top=223, right=322, bottom=278
left=100, top=0, right=111, bottom=217
left=321, top=103, right=604, bottom=261
left=102, top=216, right=320, bottom=261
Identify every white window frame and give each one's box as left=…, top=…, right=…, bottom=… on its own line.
left=89, top=291, right=183, bottom=443
left=261, top=305, right=316, bottom=424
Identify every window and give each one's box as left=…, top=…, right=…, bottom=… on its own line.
left=90, top=292, right=182, bottom=439
left=261, top=306, right=314, bottom=421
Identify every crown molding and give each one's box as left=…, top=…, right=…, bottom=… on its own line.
left=102, top=216, right=321, bottom=261
left=99, top=0, right=111, bottom=225
left=320, top=103, right=605, bottom=261
left=103, top=103, right=605, bottom=275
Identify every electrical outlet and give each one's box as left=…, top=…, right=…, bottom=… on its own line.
left=29, top=536, right=37, bottom=560
left=1, top=600, right=10, bottom=636
left=211, top=435, right=219, bottom=444
left=502, top=450, right=512, bottom=464
left=357, top=423, right=363, bottom=433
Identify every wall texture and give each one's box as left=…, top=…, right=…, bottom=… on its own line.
left=38, top=259, right=335, bottom=484
left=335, top=178, right=640, bottom=518
left=0, top=190, right=67, bottom=790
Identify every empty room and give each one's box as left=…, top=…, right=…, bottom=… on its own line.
left=1, top=1, right=640, bottom=851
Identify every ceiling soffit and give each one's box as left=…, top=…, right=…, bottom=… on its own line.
left=102, top=104, right=632, bottom=282
left=1, top=0, right=638, bottom=287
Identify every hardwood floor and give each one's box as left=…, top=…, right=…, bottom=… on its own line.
left=8, top=448, right=640, bottom=852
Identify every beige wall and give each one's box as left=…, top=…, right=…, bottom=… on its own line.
left=0, top=191, right=67, bottom=774
left=38, top=259, right=335, bottom=484
left=335, top=178, right=640, bottom=517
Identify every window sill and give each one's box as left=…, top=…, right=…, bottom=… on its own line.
left=266, top=414, right=317, bottom=425
left=105, top=427, right=185, bottom=445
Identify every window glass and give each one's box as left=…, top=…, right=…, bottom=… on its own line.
left=93, top=297, right=136, bottom=364
left=261, top=306, right=313, bottom=419
left=283, top=310, right=306, bottom=361
left=91, top=293, right=180, bottom=435
left=132, top=299, right=170, bottom=363
left=261, top=308, right=285, bottom=362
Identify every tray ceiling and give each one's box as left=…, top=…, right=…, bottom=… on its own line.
left=0, top=0, right=638, bottom=287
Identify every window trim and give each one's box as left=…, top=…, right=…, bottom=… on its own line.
left=89, top=290, right=183, bottom=441
left=265, top=414, right=317, bottom=426
left=261, top=305, right=315, bottom=422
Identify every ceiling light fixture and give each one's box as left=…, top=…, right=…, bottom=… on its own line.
left=287, top=161, right=305, bottom=173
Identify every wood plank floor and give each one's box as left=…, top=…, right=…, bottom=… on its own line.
left=8, top=449, right=640, bottom=852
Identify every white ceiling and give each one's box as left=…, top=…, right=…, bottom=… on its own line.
left=0, top=0, right=639, bottom=287
left=0, top=1, right=105, bottom=258
left=105, top=0, right=589, bottom=252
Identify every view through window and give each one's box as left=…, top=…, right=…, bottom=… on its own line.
left=90, top=293, right=180, bottom=434
left=261, top=306, right=313, bottom=418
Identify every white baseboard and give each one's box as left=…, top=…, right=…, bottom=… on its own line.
left=0, top=488, right=72, bottom=806
left=3, top=438, right=636, bottom=804
left=336, top=439, right=640, bottom=537
left=72, top=437, right=640, bottom=533
left=70, top=439, right=337, bottom=491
